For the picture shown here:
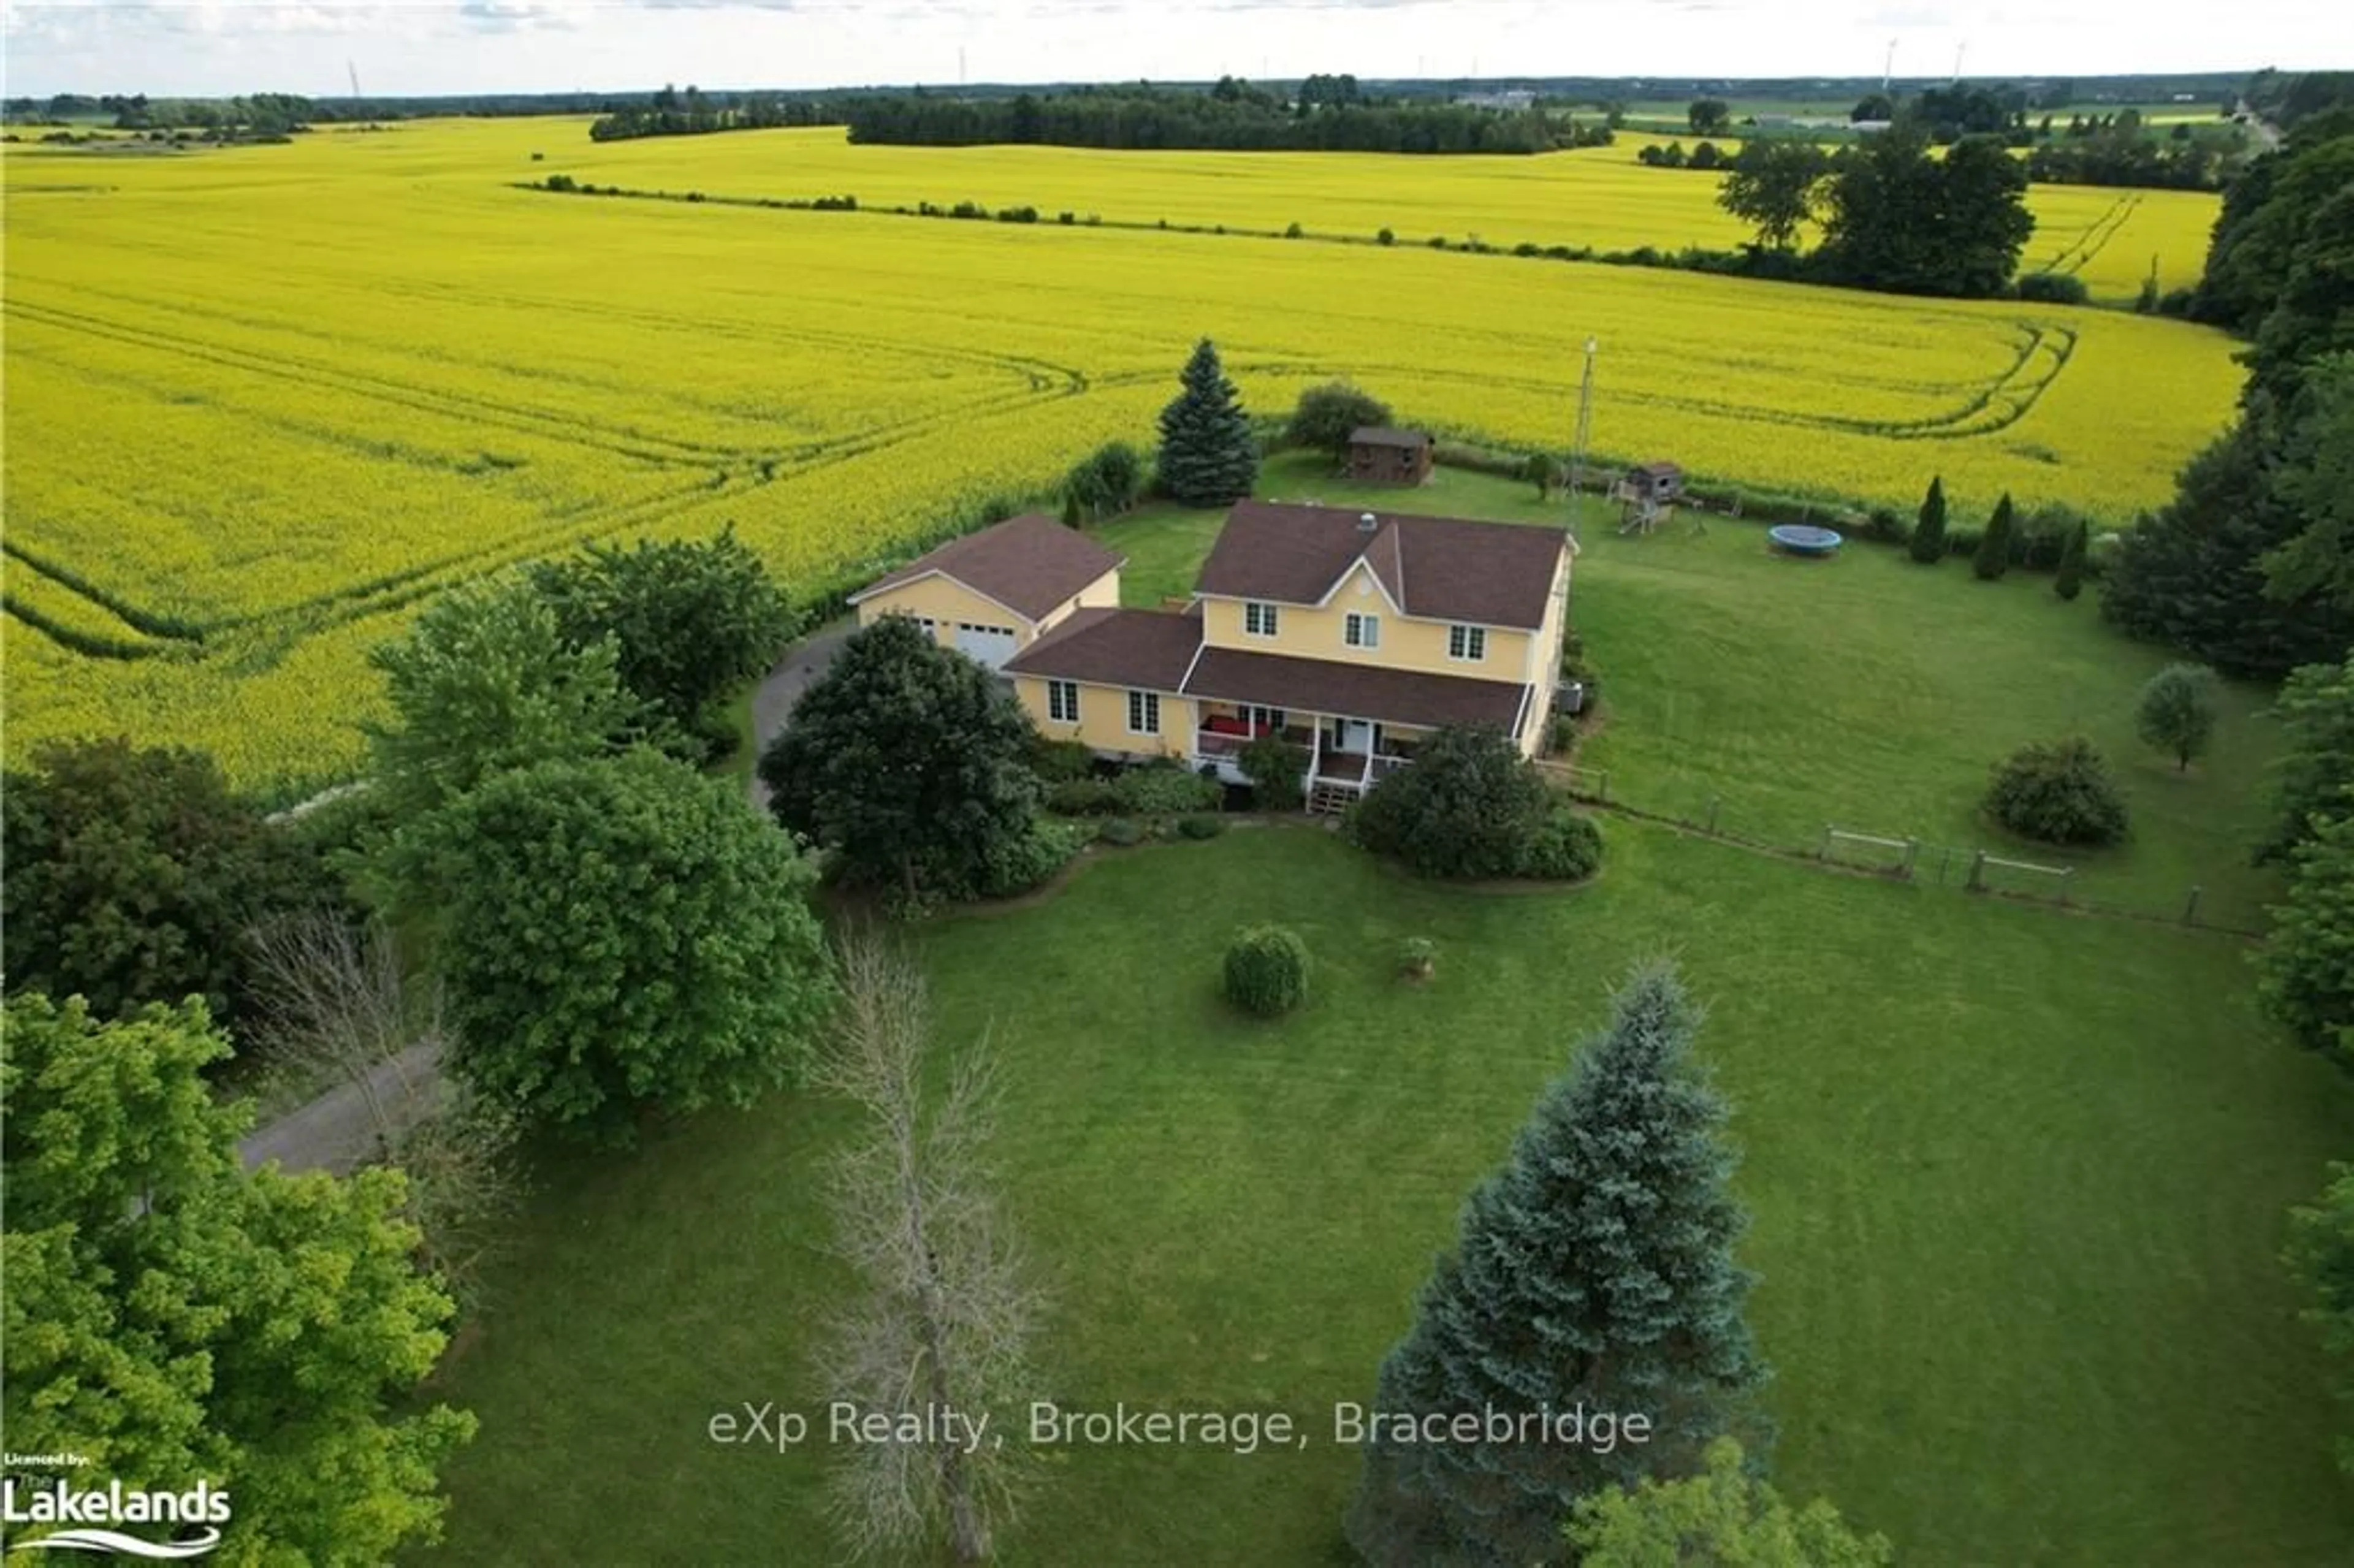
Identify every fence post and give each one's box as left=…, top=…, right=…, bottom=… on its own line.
left=1937, top=846, right=1952, bottom=886
left=2059, top=866, right=2076, bottom=906
left=1705, top=797, right=1723, bottom=837
left=1901, top=838, right=1919, bottom=879
left=2182, top=884, right=2203, bottom=926
left=1967, top=850, right=1987, bottom=892
left=1819, top=823, right=1834, bottom=861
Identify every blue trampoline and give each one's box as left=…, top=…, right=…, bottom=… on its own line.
left=1768, top=524, right=1843, bottom=558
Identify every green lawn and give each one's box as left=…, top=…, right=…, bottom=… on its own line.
left=1100, top=454, right=2287, bottom=929
left=423, top=823, right=2354, bottom=1565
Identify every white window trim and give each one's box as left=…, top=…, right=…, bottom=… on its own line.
left=1345, top=612, right=1382, bottom=650
left=1048, top=680, right=1081, bottom=723
left=1448, top=624, right=1487, bottom=662
left=1127, top=690, right=1161, bottom=736
left=1244, top=601, right=1280, bottom=638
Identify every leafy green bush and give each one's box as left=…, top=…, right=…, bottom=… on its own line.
left=1350, top=726, right=1550, bottom=878
left=1046, top=777, right=1118, bottom=815
left=2016, top=272, right=2090, bottom=304
left=1029, top=737, right=1098, bottom=784
left=1519, top=808, right=1606, bottom=881
left=1984, top=737, right=2129, bottom=846
left=1096, top=816, right=1144, bottom=846
left=1287, top=381, right=1395, bottom=457
left=1224, top=925, right=1309, bottom=1016
left=1112, top=764, right=1222, bottom=815
left=1177, top=815, right=1225, bottom=840
left=1237, top=733, right=1309, bottom=812
left=975, top=816, right=1089, bottom=899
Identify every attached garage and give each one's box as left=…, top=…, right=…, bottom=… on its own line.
left=954, top=622, right=1020, bottom=670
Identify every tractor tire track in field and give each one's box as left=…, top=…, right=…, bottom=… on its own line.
left=2033, top=193, right=2140, bottom=279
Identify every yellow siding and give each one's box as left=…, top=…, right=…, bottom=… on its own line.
left=856, top=574, right=1034, bottom=648
left=1038, top=566, right=1122, bottom=633
left=1200, top=560, right=1537, bottom=676
left=1015, top=676, right=1190, bottom=759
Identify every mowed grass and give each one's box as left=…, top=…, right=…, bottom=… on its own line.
left=1099, top=453, right=2287, bottom=929
left=422, top=824, right=2354, bottom=1566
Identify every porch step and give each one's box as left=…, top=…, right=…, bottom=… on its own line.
left=1308, top=782, right=1359, bottom=816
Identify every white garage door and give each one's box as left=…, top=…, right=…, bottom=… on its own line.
left=953, top=622, right=1019, bottom=669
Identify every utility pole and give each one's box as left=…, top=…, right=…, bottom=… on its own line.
left=1882, top=39, right=1895, bottom=93
left=1568, top=336, right=1598, bottom=536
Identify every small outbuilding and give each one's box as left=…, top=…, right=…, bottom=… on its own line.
left=1619, top=461, right=1684, bottom=503
left=1347, top=427, right=1434, bottom=487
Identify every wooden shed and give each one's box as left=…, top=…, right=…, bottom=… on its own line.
left=1347, top=427, right=1434, bottom=486
left=1620, top=460, right=1684, bottom=503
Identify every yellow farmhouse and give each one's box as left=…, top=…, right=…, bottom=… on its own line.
left=853, top=501, right=1573, bottom=809
left=847, top=512, right=1124, bottom=669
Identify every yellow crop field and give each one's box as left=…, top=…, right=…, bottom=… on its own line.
left=4, top=120, right=2243, bottom=792
left=510, top=120, right=2220, bottom=303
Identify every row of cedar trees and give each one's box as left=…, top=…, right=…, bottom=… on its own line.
left=1905, top=474, right=2093, bottom=598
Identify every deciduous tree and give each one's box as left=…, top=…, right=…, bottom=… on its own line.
left=2, top=737, right=338, bottom=1025
left=1155, top=337, right=1258, bottom=506
left=1345, top=961, right=1769, bottom=1566
left=366, top=576, right=642, bottom=818
left=1347, top=725, right=1548, bottom=879
left=527, top=527, right=797, bottom=765
left=1688, top=97, right=1731, bottom=136
left=1, top=993, right=475, bottom=1560
left=2262, top=656, right=2354, bottom=863
left=1287, top=381, right=1393, bottom=459
left=760, top=616, right=1043, bottom=902
left=2259, top=808, right=2354, bottom=1070
left=381, top=750, right=832, bottom=1144
left=815, top=936, right=1044, bottom=1562
left=1564, top=1437, right=1892, bottom=1566
left=1718, top=139, right=1827, bottom=251
left=2135, top=663, right=2221, bottom=771
left=2284, top=1163, right=2354, bottom=1473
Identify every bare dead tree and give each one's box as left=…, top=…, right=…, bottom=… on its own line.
left=244, top=909, right=524, bottom=1311
left=815, top=933, right=1043, bottom=1564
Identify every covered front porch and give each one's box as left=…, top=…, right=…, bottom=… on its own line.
left=1191, top=701, right=1423, bottom=803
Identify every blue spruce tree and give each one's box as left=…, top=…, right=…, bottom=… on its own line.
left=1155, top=337, right=1259, bottom=506
left=1344, top=960, right=1769, bottom=1566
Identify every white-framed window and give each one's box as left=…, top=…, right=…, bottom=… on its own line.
left=1448, top=625, right=1487, bottom=661
left=1048, top=680, right=1081, bottom=723
left=1244, top=601, right=1281, bottom=637
left=1345, top=612, right=1382, bottom=649
left=1127, top=690, right=1160, bottom=736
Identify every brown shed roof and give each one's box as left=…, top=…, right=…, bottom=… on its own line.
left=1000, top=607, right=1203, bottom=688
left=850, top=514, right=1123, bottom=624
left=1194, top=501, right=1566, bottom=630
left=1349, top=427, right=1432, bottom=450
left=1183, top=647, right=1529, bottom=733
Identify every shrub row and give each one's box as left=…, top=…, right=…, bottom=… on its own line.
left=1047, top=764, right=1223, bottom=817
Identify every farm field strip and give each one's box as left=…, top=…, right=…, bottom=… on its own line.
left=2, top=126, right=2245, bottom=790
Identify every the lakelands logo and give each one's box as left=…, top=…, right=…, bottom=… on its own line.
left=2, top=1477, right=231, bottom=1559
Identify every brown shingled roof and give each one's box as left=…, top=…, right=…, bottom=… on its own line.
left=1000, top=607, right=1203, bottom=688
left=1183, top=647, right=1529, bottom=733
left=850, top=514, right=1124, bottom=623
left=1350, top=427, right=1432, bottom=450
left=1195, top=501, right=1564, bottom=630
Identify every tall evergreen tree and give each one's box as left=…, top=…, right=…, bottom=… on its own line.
left=1974, top=492, right=2017, bottom=580
left=1344, top=961, right=1769, bottom=1567
left=1156, top=337, right=1258, bottom=506
left=2054, top=518, right=2089, bottom=600
left=1908, top=476, right=1948, bottom=563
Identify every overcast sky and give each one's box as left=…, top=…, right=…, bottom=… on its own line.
left=2, top=1, right=2342, bottom=100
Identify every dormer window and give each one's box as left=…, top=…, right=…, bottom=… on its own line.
left=1345, top=612, right=1381, bottom=649
left=1244, top=601, right=1280, bottom=637
left=1448, top=625, right=1487, bottom=661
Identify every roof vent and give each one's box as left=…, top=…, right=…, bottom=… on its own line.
left=1358, top=511, right=1378, bottom=532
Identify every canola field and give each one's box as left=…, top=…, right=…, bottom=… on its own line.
left=527, top=120, right=2223, bottom=303
left=3, top=120, right=2243, bottom=792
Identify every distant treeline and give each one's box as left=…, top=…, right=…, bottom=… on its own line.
left=588, top=85, right=838, bottom=142
left=843, top=80, right=1612, bottom=154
